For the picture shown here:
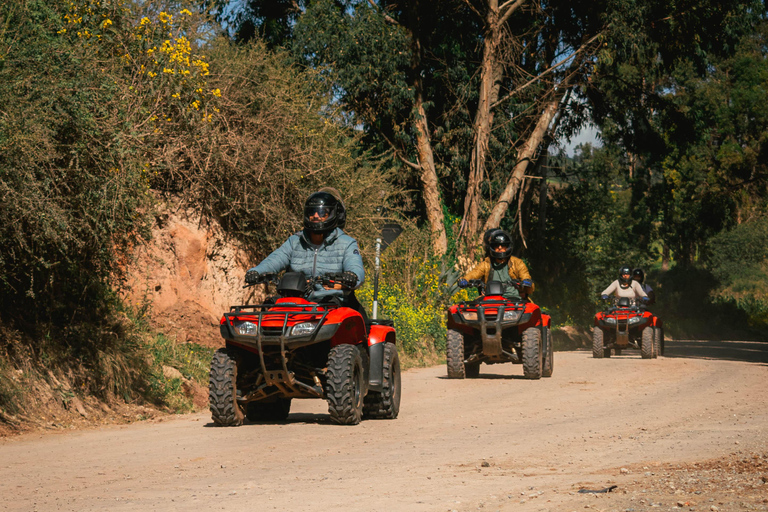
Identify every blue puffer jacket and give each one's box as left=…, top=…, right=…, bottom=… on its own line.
left=248, top=228, right=364, bottom=299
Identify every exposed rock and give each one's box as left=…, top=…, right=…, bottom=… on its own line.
left=123, top=200, right=264, bottom=347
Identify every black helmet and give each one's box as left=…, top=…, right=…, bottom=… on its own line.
left=632, top=268, right=645, bottom=283
left=486, top=229, right=513, bottom=260
left=318, top=187, right=346, bottom=230
left=618, top=265, right=632, bottom=286
left=303, top=191, right=339, bottom=235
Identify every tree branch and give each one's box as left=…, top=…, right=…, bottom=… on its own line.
left=499, top=0, right=527, bottom=25
left=491, top=32, right=602, bottom=109
left=366, top=0, right=398, bottom=25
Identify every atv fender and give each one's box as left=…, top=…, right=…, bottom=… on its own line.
left=326, top=309, right=367, bottom=347
left=367, top=325, right=396, bottom=393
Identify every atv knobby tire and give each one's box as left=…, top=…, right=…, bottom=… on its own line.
left=446, top=329, right=466, bottom=379
left=522, top=327, right=543, bottom=379
left=246, top=398, right=292, bottom=422
left=542, top=326, right=554, bottom=378
left=326, top=344, right=365, bottom=425
left=363, top=343, right=401, bottom=419
left=592, top=328, right=604, bottom=359
left=641, top=327, right=654, bottom=359
left=209, top=348, right=244, bottom=427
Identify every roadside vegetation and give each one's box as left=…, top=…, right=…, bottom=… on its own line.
left=1, top=0, right=766, bottom=430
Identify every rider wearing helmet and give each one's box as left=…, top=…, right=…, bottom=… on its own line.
left=632, top=268, right=656, bottom=305
left=459, top=229, right=534, bottom=299
left=244, top=190, right=364, bottom=303
left=600, top=265, right=648, bottom=301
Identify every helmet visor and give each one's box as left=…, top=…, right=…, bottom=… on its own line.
left=305, top=205, right=333, bottom=221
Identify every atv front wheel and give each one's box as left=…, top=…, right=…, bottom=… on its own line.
left=363, top=343, right=401, bottom=419
left=446, top=329, right=466, bottom=379
left=542, top=326, right=554, bottom=377
left=641, top=327, right=654, bottom=359
left=209, top=348, right=244, bottom=427
left=522, top=327, right=543, bottom=379
left=246, top=398, right=292, bottom=422
left=592, top=328, right=604, bottom=359
left=652, top=327, right=661, bottom=358
left=326, top=344, right=365, bottom=425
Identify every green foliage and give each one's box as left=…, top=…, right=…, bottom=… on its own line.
left=355, top=227, right=448, bottom=361
left=705, top=219, right=768, bottom=328
left=527, top=145, right=655, bottom=325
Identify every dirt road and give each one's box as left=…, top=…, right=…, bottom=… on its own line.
left=2, top=340, right=767, bottom=512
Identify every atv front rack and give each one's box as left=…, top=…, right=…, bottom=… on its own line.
left=221, top=304, right=341, bottom=401
left=456, top=300, right=529, bottom=359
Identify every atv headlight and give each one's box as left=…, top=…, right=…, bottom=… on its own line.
left=605, top=318, right=617, bottom=325
left=628, top=316, right=642, bottom=325
left=291, top=322, right=317, bottom=336
left=503, top=310, right=521, bottom=322
left=235, top=321, right=257, bottom=335
left=462, top=312, right=478, bottom=321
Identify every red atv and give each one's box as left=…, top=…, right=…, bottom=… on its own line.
left=210, top=271, right=401, bottom=426
left=446, top=280, right=553, bottom=379
left=592, top=297, right=664, bottom=359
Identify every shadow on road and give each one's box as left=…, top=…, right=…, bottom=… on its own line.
left=203, top=413, right=332, bottom=428
left=663, top=339, right=768, bottom=365
left=436, top=373, right=529, bottom=380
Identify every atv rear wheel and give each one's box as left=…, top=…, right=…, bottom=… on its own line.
left=209, top=348, right=244, bottom=427
left=522, top=327, right=543, bottom=379
left=592, top=328, right=604, bottom=359
left=363, top=343, right=401, bottom=419
left=542, top=326, right=554, bottom=378
left=641, top=327, right=654, bottom=359
left=246, top=398, right=292, bottom=422
left=446, top=329, right=466, bottom=379
left=326, top=344, right=365, bottom=425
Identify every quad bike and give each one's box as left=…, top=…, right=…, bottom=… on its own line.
left=592, top=297, right=664, bottom=359
left=210, top=271, right=401, bottom=426
left=445, top=280, right=553, bottom=379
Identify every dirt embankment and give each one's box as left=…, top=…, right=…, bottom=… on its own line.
left=123, top=202, right=261, bottom=347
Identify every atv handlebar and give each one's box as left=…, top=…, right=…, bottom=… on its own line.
left=458, top=279, right=525, bottom=291
left=243, top=271, right=357, bottom=293
left=602, top=296, right=648, bottom=309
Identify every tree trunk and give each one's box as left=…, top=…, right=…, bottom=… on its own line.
left=461, top=12, right=504, bottom=249
left=404, top=2, right=447, bottom=256
left=483, top=93, right=563, bottom=232
left=413, top=91, right=447, bottom=256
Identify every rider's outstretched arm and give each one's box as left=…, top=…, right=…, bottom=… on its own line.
left=249, top=235, right=296, bottom=275
left=600, top=281, right=618, bottom=297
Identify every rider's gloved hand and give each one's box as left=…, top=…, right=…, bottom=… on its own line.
left=601, top=294, right=610, bottom=300
left=245, top=269, right=260, bottom=284
left=522, top=279, right=533, bottom=288
left=641, top=296, right=650, bottom=304
left=458, top=279, right=468, bottom=288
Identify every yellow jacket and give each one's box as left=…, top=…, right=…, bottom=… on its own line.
left=462, top=256, right=535, bottom=294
